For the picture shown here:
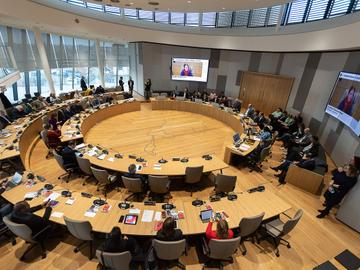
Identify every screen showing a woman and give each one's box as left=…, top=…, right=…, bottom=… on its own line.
left=337, top=86, right=359, bottom=116
left=180, top=64, right=193, bottom=77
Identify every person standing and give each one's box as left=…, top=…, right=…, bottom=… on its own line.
left=144, top=79, right=152, bottom=100
left=128, top=77, right=134, bottom=96
left=119, top=77, right=124, bottom=91
left=80, top=76, right=87, bottom=91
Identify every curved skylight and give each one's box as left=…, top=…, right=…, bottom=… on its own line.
left=60, top=0, right=360, bottom=28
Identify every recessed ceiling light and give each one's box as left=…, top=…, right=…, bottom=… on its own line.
left=222, top=7, right=225, bottom=10
left=187, top=0, right=191, bottom=3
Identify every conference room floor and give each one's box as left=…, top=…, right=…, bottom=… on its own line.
left=1, top=103, right=360, bottom=269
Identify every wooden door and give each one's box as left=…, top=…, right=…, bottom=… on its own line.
left=239, top=71, right=294, bottom=115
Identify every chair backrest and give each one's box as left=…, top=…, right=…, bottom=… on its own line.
left=155, top=95, right=166, bottom=100
left=208, top=237, right=241, bottom=259
left=160, top=92, right=167, bottom=97
left=121, top=176, right=143, bottom=193
left=259, top=145, right=271, bottom=163
left=238, top=212, right=265, bottom=237
left=96, top=250, right=131, bottom=270
left=214, top=174, right=237, bottom=193
left=76, top=155, right=92, bottom=175
left=53, top=151, right=66, bottom=170
left=271, top=131, right=279, bottom=145
left=90, top=166, right=109, bottom=185
left=282, top=209, right=303, bottom=236
left=195, top=98, right=203, bottom=104
left=148, top=175, right=170, bottom=194
left=152, top=93, right=159, bottom=97
left=63, top=216, right=93, bottom=241
left=185, top=166, right=204, bottom=184
left=153, top=239, right=186, bottom=261
left=3, top=216, right=35, bottom=243
left=40, top=129, right=50, bottom=148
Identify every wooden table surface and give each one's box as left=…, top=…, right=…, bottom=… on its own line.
left=1, top=179, right=291, bottom=236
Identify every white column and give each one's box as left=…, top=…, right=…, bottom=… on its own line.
left=32, top=27, right=55, bottom=95
left=95, top=39, right=105, bottom=87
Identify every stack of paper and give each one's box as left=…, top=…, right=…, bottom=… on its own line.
left=142, top=210, right=154, bottom=222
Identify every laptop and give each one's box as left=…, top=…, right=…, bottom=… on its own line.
left=200, top=209, right=213, bottom=223
left=233, top=133, right=242, bottom=147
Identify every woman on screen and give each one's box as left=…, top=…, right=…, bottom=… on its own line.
left=337, top=86, right=359, bottom=115
left=180, top=64, right=193, bottom=77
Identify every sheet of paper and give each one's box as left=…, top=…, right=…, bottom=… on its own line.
left=75, top=143, right=86, bottom=150
left=98, top=154, right=106, bottom=160
left=24, top=192, right=38, bottom=199
left=86, top=150, right=96, bottom=157
left=154, top=211, right=162, bottom=221
left=141, top=210, right=154, bottom=222
left=84, top=211, right=96, bottom=218
left=43, top=192, right=61, bottom=202
left=107, top=157, right=114, bottom=162
left=65, top=198, right=75, bottom=205
left=51, top=212, right=64, bottom=218
left=129, top=208, right=141, bottom=214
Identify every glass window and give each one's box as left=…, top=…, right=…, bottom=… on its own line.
left=233, top=10, right=250, bottom=27
left=217, top=12, right=233, bottom=27
left=40, top=70, right=51, bottom=97
left=170, top=12, right=185, bottom=25
left=124, top=8, right=138, bottom=18
left=287, top=0, right=308, bottom=24
left=68, top=0, right=85, bottom=7
left=307, top=0, right=328, bottom=21
left=105, top=5, right=121, bottom=15
left=139, top=10, right=154, bottom=21
left=356, top=1, right=360, bottom=10
left=28, top=70, right=38, bottom=95
left=268, top=5, right=281, bottom=26
left=103, top=42, right=117, bottom=87
left=186, top=13, right=199, bottom=26
left=16, top=72, right=26, bottom=101
left=155, top=12, right=169, bottom=23
left=330, top=0, right=351, bottom=17
left=249, top=8, right=268, bottom=27
left=5, top=87, right=15, bottom=104
left=201, top=12, right=216, bottom=27
left=86, top=2, right=104, bottom=11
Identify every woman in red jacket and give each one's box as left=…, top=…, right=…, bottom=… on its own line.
left=206, top=219, right=234, bottom=240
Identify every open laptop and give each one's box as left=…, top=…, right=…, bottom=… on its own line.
left=233, top=133, right=242, bottom=147
left=200, top=209, right=213, bottom=223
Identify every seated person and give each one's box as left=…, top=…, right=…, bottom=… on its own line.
left=11, top=200, right=52, bottom=239
left=286, top=136, right=320, bottom=162
left=206, top=218, right=234, bottom=240
left=23, top=102, right=33, bottom=114
left=232, top=99, right=242, bottom=112
left=258, top=126, right=272, bottom=142
left=31, top=96, right=49, bottom=111
left=44, top=123, right=62, bottom=149
left=73, top=90, right=82, bottom=99
left=123, top=164, right=147, bottom=186
left=317, top=164, right=358, bottom=218
left=46, top=93, right=59, bottom=104
left=247, top=141, right=267, bottom=163
left=208, top=91, right=217, bottom=102
left=271, top=108, right=283, bottom=119
left=0, top=110, right=12, bottom=129
left=202, top=91, right=209, bottom=102
left=70, top=101, right=84, bottom=114
left=294, top=128, right=312, bottom=147
left=100, top=226, right=139, bottom=254
left=62, top=106, right=75, bottom=122
left=83, top=86, right=94, bottom=96
left=271, top=154, right=327, bottom=184
left=61, top=141, right=78, bottom=168
left=12, top=105, right=27, bottom=119
left=244, top=104, right=255, bottom=119
left=49, top=112, right=59, bottom=130
left=94, top=85, right=105, bottom=95
left=156, top=217, right=183, bottom=242
left=255, top=112, right=266, bottom=128
left=278, top=123, right=306, bottom=143
left=91, top=98, right=100, bottom=108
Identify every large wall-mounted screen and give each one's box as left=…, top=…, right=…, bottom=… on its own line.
left=325, top=71, right=360, bottom=136
left=171, top=58, right=209, bottom=82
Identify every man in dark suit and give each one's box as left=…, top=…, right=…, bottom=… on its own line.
left=11, top=200, right=52, bottom=239
left=61, top=141, right=78, bottom=169
left=80, top=76, right=87, bottom=91
left=0, top=110, right=12, bottom=129
left=128, top=77, right=134, bottom=96
left=119, top=77, right=124, bottom=91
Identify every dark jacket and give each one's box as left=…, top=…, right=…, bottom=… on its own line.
left=61, top=146, right=78, bottom=167
left=101, top=236, right=138, bottom=254
left=11, top=205, right=52, bottom=237
left=156, top=229, right=183, bottom=242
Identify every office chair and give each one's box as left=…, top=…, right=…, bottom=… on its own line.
left=214, top=174, right=237, bottom=197
left=64, top=216, right=94, bottom=260
left=41, top=115, right=49, bottom=126
left=121, top=176, right=144, bottom=202
left=53, top=151, right=78, bottom=182
left=148, top=175, right=171, bottom=202
left=90, top=166, right=118, bottom=197
left=96, top=250, right=131, bottom=270
left=238, top=212, right=265, bottom=255
left=185, top=165, right=204, bottom=196
left=0, top=204, right=16, bottom=245
left=202, top=237, right=241, bottom=270
left=261, top=209, right=303, bottom=257
left=3, top=216, right=50, bottom=260
left=76, top=155, right=93, bottom=186
left=248, top=145, right=271, bottom=173
left=153, top=239, right=187, bottom=270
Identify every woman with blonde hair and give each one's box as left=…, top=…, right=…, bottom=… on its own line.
left=206, top=217, right=234, bottom=240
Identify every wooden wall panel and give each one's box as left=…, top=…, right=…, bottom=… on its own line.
left=239, top=71, right=294, bottom=115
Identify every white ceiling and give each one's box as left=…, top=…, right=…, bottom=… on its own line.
left=85, top=0, right=294, bottom=12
